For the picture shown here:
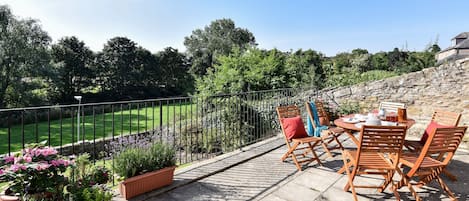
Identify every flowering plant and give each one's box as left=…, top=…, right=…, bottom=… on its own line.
left=66, top=153, right=112, bottom=201
left=0, top=141, right=74, bottom=200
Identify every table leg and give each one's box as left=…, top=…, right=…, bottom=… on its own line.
left=337, top=129, right=358, bottom=174
left=343, top=129, right=359, bottom=146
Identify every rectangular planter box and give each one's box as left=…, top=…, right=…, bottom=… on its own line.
left=119, top=166, right=176, bottom=200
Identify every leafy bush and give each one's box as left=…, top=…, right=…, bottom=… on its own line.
left=337, top=101, right=361, bottom=116
left=0, top=141, right=73, bottom=200
left=113, top=142, right=176, bottom=179
left=325, top=70, right=398, bottom=87
left=66, top=154, right=112, bottom=201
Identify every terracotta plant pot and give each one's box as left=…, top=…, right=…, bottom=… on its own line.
left=119, top=166, right=176, bottom=200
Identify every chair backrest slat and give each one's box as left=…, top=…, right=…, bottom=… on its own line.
left=305, top=101, right=330, bottom=129
left=379, top=102, right=406, bottom=113
left=431, top=110, right=461, bottom=126
left=426, top=127, right=466, bottom=155
left=276, top=105, right=301, bottom=144
left=277, top=105, right=300, bottom=118
left=358, top=125, right=407, bottom=154
left=416, top=126, right=467, bottom=167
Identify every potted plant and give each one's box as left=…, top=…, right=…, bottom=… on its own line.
left=0, top=141, right=74, bottom=201
left=113, top=142, right=176, bottom=200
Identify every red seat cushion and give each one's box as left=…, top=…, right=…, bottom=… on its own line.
left=281, top=116, right=308, bottom=140
left=420, top=121, right=452, bottom=144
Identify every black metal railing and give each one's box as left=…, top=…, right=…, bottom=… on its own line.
left=0, top=88, right=307, bottom=168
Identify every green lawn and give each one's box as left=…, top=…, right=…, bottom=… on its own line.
left=0, top=103, right=197, bottom=154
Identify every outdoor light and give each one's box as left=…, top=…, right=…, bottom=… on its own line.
left=74, top=95, right=83, bottom=143
left=74, top=96, right=82, bottom=101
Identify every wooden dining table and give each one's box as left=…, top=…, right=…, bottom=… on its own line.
left=334, top=114, right=416, bottom=146
left=334, top=114, right=415, bottom=174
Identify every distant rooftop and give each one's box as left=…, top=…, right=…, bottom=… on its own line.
left=452, top=32, right=469, bottom=40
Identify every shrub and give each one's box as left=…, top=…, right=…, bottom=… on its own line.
left=337, top=101, right=361, bottom=116
left=66, top=153, right=112, bottom=201
left=113, top=142, right=176, bottom=179
left=0, top=141, right=74, bottom=200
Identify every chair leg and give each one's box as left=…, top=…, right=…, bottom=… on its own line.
left=321, top=141, right=333, bottom=158
left=342, top=154, right=358, bottom=201
left=436, top=175, right=457, bottom=200
left=334, top=133, right=344, bottom=150
left=379, top=170, right=394, bottom=193
left=395, top=168, right=421, bottom=201
left=308, top=141, right=323, bottom=166
left=289, top=142, right=302, bottom=171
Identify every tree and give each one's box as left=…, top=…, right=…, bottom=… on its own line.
left=370, top=52, right=389, bottom=70
left=184, top=18, right=256, bottom=77
left=156, top=47, right=193, bottom=96
left=332, top=52, right=351, bottom=74
left=98, top=37, right=139, bottom=98
left=285, top=49, right=324, bottom=89
left=196, top=47, right=289, bottom=96
left=0, top=5, right=51, bottom=108
left=51, top=36, right=94, bottom=102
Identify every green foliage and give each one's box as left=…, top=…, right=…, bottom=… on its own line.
left=98, top=37, right=140, bottom=97
left=80, top=185, right=113, bottom=201
left=184, top=18, right=256, bottom=77
left=180, top=98, right=269, bottom=154
left=285, top=49, right=325, bottom=89
left=337, top=101, right=360, bottom=116
left=325, top=70, right=398, bottom=87
left=0, top=5, right=51, bottom=108
left=157, top=47, right=194, bottom=95
left=113, top=142, right=176, bottom=179
left=0, top=142, right=73, bottom=200
left=50, top=36, right=94, bottom=103
left=67, top=153, right=112, bottom=201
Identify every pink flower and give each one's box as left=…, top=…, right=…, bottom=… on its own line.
left=36, top=163, right=50, bottom=171
left=0, top=169, right=4, bottom=175
left=10, top=164, right=26, bottom=172
left=23, top=156, right=32, bottom=163
left=51, top=159, right=72, bottom=167
left=4, top=156, right=15, bottom=163
left=39, top=147, right=58, bottom=157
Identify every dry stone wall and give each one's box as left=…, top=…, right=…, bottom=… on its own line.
left=305, top=59, right=469, bottom=146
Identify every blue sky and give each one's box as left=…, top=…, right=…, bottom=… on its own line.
left=2, top=0, right=468, bottom=56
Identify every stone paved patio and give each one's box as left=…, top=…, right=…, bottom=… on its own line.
left=114, top=133, right=469, bottom=201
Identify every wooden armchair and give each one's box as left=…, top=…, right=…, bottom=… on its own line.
left=398, top=126, right=468, bottom=201
left=342, top=125, right=411, bottom=201
left=304, top=101, right=344, bottom=157
left=276, top=105, right=323, bottom=171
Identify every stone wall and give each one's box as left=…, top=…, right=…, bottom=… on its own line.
left=305, top=59, right=469, bottom=145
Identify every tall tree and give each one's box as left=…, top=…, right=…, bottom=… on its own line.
left=184, top=18, right=256, bottom=77
left=99, top=37, right=139, bottom=97
left=157, top=47, right=193, bottom=95
left=0, top=5, right=51, bottom=108
left=285, top=49, right=324, bottom=89
left=51, top=36, right=94, bottom=102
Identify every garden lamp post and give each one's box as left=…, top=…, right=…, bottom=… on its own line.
left=74, top=96, right=82, bottom=143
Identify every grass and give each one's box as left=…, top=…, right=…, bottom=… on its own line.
left=0, top=103, right=197, bottom=154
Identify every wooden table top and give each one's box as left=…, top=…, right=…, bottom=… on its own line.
left=334, top=114, right=416, bottom=132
